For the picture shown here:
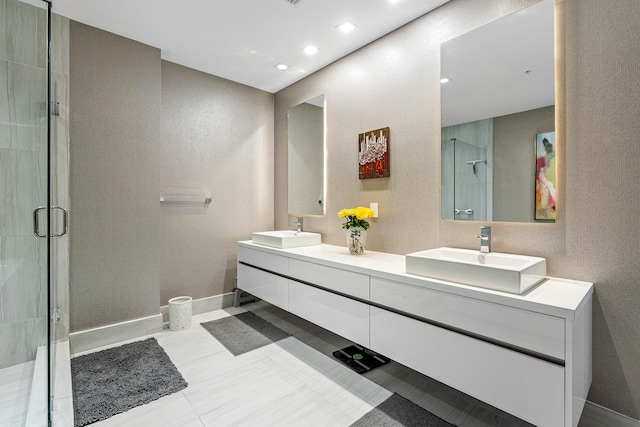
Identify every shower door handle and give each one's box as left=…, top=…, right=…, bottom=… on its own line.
left=33, top=206, right=68, bottom=237
left=33, top=206, right=47, bottom=238
left=51, top=206, right=68, bottom=238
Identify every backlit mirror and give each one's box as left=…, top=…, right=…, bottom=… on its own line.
left=441, top=0, right=555, bottom=222
left=288, top=95, right=325, bottom=216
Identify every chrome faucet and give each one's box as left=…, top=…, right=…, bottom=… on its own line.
left=290, top=217, right=303, bottom=233
left=475, top=226, right=491, bottom=253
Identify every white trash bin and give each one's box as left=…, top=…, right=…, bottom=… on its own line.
left=168, top=296, right=192, bottom=331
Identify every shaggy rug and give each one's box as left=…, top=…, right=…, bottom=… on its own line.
left=200, top=311, right=290, bottom=356
left=351, top=393, right=456, bottom=427
left=71, top=337, right=187, bottom=426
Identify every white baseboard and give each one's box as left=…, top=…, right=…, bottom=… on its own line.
left=69, top=313, right=163, bottom=354
left=582, top=400, right=640, bottom=426
left=160, top=292, right=235, bottom=324
left=69, top=294, right=235, bottom=354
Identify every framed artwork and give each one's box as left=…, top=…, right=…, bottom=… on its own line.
left=358, top=127, right=390, bottom=179
left=535, top=131, right=556, bottom=221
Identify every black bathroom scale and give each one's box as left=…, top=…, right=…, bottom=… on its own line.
left=332, top=344, right=390, bottom=374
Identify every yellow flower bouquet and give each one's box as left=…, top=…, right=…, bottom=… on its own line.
left=338, top=206, right=375, bottom=230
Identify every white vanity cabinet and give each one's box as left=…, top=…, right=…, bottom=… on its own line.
left=369, top=277, right=566, bottom=361
left=236, top=242, right=593, bottom=427
left=369, top=307, right=565, bottom=426
left=237, top=246, right=289, bottom=309
left=288, top=280, right=370, bottom=347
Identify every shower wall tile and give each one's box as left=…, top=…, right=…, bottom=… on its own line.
left=51, top=13, right=70, bottom=76
left=35, top=2, right=46, bottom=69
left=0, top=317, right=46, bottom=368
left=3, top=0, right=39, bottom=67
left=51, top=72, right=69, bottom=155
left=52, top=12, right=70, bottom=344
left=0, top=123, right=46, bottom=151
left=0, top=61, right=8, bottom=122
left=0, top=0, right=6, bottom=62
left=0, top=0, right=57, bottom=371
left=0, top=149, right=47, bottom=236
left=0, top=236, right=47, bottom=324
left=51, top=151, right=69, bottom=338
left=0, top=60, right=47, bottom=134
left=0, top=61, right=47, bottom=128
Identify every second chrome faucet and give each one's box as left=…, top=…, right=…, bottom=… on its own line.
left=475, top=226, right=491, bottom=254
left=290, top=217, right=304, bottom=233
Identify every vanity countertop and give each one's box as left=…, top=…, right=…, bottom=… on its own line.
left=238, top=241, right=593, bottom=320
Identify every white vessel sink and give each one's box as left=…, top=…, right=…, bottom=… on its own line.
left=405, top=247, right=546, bottom=294
left=252, top=230, right=321, bottom=249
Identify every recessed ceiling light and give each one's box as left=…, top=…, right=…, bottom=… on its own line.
left=274, top=63, right=289, bottom=71
left=389, top=0, right=402, bottom=4
left=302, top=45, right=318, bottom=55
left=336, top=21, right=357, bottom=34
left=440, top=77, right=451, bottom=84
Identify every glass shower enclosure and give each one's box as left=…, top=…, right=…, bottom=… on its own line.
left=441, top=136, right=492, bottom=221
left=1, top=0, right=69, bottom=425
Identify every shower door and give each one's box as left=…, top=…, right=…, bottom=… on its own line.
left=0, top=0, right=57, bottom=425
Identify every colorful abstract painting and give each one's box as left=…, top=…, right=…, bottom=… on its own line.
left=358, top=127, right=390, bottom=179
left=535, top=131, right=556, bottom=221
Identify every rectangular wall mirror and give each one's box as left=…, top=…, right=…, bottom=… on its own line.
left=440, top=0, right=555, bottom=223
left=288, top=94, right=325, bottom=216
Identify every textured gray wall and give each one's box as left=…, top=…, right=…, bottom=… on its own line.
left=69, top=28, right=275, bottom=326
left=69, top=22, right=161, bottom=331
left=159, top=61, right=274, bottom=305
left=493, top=105, right=555, bottom=222
left=274, top=0, right=640, bottom=418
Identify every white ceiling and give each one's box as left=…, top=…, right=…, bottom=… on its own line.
left=53, top=0, right=449, bottom=93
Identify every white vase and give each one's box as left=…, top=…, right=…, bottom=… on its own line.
left=346, top=226, right=367, bottom=255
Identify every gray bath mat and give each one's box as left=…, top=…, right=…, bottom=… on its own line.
left=351, top=393, right=456, bottom=427
left=71, top=337, right=187, bottom=426
left=200, top=311, right=290, bottom=356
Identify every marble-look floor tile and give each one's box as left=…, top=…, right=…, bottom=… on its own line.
left=179, top=419, right=205, bottom=427
left=155, top=323, right=228, bottom=366
left=62, top=303, right=581, bottom=427
left=183, top=351, right=305, bottom=417
left=91, top=392, right=199, bottom=427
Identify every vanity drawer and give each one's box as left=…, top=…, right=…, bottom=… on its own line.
left=237, top=263, right=288, bottom=310
left=237, top=246, right=288, bottom=276
left=371, top=277, right=565, bottom=360
left=289, top=259, right=369, bottom=300
left=370, top=307, right=564, bottom=427
left=289, top=281, right=370, bottom=347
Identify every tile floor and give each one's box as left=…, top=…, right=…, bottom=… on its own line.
left=64, top=300, right=606, bottom=427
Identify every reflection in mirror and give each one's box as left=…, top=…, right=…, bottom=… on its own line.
left=288, top=95, right=325, bottom=216
left=441, top=0, right=555, bottom=223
